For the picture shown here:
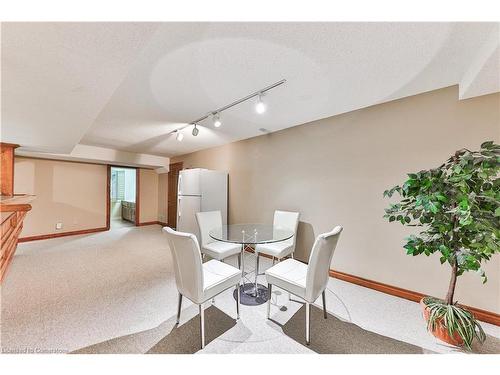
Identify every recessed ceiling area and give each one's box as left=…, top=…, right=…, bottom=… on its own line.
left=2, top=22, right=499, bottom=157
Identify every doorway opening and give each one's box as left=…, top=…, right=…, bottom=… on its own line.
left=108, top=166, right=138, bottom=229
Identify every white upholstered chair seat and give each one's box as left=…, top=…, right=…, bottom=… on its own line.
left=265, top=226, right=343, bottom=346
left=264, top=258, right=307, bottom=300
left=202, top=259, right=241, bottom=300
left=202, top=241, right=241, bottom=261
left=163, top=227, right=241, bottom=349
left=196, top=211, right=241, bottom=264
left=255, top=241, right=294, bottom=259
left=253, top=210, right=300, bottom=292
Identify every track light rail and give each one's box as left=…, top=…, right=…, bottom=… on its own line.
left=171, top=79, right=286, bottom=138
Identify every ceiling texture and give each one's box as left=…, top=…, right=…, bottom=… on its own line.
left=2, top=22, right=499, bottom=158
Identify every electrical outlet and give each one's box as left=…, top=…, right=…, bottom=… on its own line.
left=56, top=222, right=63, bottom=230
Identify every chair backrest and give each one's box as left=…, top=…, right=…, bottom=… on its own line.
left=305, top=226, right=343, bottom=302
left=163, top=227, right=204, bottom=303
left=196, top=211, right=222, bottom=248
left=273, top=210, right=300, bottom=250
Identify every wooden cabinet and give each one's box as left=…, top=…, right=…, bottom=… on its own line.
left=121, top=201, right=136, bottom=223
left=0, top=143, right=34, bottom=282
left=1, top=210, right=27, bottom=281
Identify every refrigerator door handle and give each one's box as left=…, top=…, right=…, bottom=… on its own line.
left=178, top=196, right=181, bottom=217
left=178, top=174, right=183, bottom=196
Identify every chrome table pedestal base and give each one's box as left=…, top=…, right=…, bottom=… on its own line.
left=233, top=283, right=269, bottom=306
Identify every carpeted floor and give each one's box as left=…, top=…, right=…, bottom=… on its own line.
left=1, top=225, right=499, bottom=354
left=72, top=302, right=500, bottom=354
left=72, top=304, right=427, bottom=354
left=282, top=305, right=425, bottom=354
left=72, top=305, right=236, bottom=354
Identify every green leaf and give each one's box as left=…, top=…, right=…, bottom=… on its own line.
left=383, top=141, right=500, bottom=288
left=428, top=201, right=438, bottom=214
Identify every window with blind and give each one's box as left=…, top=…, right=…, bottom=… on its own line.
left=111, top=170, right=126, bottom=200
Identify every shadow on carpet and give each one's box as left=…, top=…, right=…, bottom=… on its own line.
left=282, top=305, right=427, bottom=354
left=72, top=306, right=236, bottom=354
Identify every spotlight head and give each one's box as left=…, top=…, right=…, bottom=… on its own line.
left=255, top=93, right=266, bottom=114
left=176, top=131, right=184, bottom=142
left=192, top=124, right=199, bottom=136
left=213, top=113, right=222, bottom=128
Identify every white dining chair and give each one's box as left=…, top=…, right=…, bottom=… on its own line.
left=254, top=210, right=300, bottom=287
left=265, top=226, right=343, bottom=345
left=196, top=211, right=241, bottom=267
left=163, top=227, right=241, bottom=349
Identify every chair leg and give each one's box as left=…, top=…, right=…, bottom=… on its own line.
left=199, top=304, right=205, bottom=349
left=272, top=256, right=276, bottom=266
left=254, top=253, right=260, bottom=292
left=235, top=283, right=240, bottom=320
left=267, top=283, right=272, bottom=319
left=240, top=245, right=245, bottom=281
left=322, top=290, right=327, bottom=319
left=176, top=293, right=183, bottom=324
left=305, top=302, right=311, bottom=345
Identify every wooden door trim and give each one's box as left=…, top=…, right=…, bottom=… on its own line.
left=135, top=168, right=140, bottom=226
left=106, top=166, right=111, bottom=230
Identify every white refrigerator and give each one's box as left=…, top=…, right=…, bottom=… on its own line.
left=176, top=168, right=228, bottom=241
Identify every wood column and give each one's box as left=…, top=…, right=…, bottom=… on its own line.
left=1, top=143, right=19, bottom=196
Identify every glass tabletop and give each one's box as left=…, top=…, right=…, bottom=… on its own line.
left=209, top=224, right=294, bottom=245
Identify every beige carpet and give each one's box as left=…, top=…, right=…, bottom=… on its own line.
left=2, top=225, right=499, bottom=354
left=283, top=305, right=425, bottom=354
left=72, top=305, right=236, bottom=354
left=40, top=302, right=500, bottom=355
left=73, top=304, right=431, bottom=354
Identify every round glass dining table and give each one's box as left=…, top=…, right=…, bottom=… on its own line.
left=209, top=224, right=294, bottom=306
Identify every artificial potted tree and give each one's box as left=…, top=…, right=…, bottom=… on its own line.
left=383, top=141, right=499, bottom=350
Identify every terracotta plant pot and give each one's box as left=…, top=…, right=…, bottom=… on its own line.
left=420, top=297, right=464, bottom=347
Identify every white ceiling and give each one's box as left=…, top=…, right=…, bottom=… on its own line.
left=2, top=22, right=499, bottom=157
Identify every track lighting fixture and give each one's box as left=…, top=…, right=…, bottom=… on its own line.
left=169, top=79, right=285, bottom=141
left=213, top=113, right=222, bottom=128
left=176, top=130, right=184, bottom=142
left=255, top=92, right=266, bottom=114
left=192, top=124, right=199, bottom=136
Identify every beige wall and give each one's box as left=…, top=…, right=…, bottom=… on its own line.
left=173, top=86, right=500, bottom=313
left=14, top=157, right=107, bottom=237
left=138, top=169, right=159, bottom=223
left=158, top=173, right=168, bottom=224
left=14, top=160, right=164, bottom=234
